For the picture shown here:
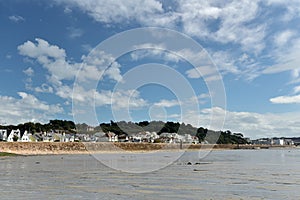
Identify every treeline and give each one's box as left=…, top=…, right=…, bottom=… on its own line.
left=0, top=120, right=76, bottom=134
left=1, top=120, right=249, bottom=144
left=77, top=120, right=249, bottom=144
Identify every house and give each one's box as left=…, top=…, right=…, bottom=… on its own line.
left=272, top=138, right=285, bottom=145
left=7, top=129, right=21, bottom=142
left=93, top=132, right=108, bottom=142
left=107, top=131, right=118, bottom=142
left=251, top=138, right=272, bottom=145
left=21, top=131, right=31, bottom=142
left=0, top=129, right=7, bottom=141
left=131, top=135, right=142, bottom=143
left=284, top=139, right=294, bottom=145
left=86, top=126, right=95, bottom=132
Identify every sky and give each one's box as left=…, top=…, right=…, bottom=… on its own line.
left=1, top=0, right=300, bottom=139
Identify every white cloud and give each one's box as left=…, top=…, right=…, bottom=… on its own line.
left=270, top=95, right=300, bottom=104
left=186, top=65, right=221, bottom=82
left=67, top=27, right=84, bottom=38
left=213, top=1, right=265, bottom=53
left=221, top=108, right=300, bottom=138
left=56, top=0, right=165, bottom=24
left=274, top=30, right=295, bottom=47
left=18, top=38, right=123, bottom=99
left=18, top=38, right=66, bottom=59
left=72, top=85, right=148, bottom=110
left=80, top=49, right=122, bottom=83
left=104, top=62, right=122, bottom=82
left=54, top=0, right=300, bottom=84
left=130, top=42, right=180, bottom=62
left=0, top=92, right=63, bottom=125
left=210, top=51, right=240, bottom=75
left=153, top=94, right=209, bottom=109
left=266, top=0, right=300, bottom=21
left=263, top=38, right=300, bottom=75
left=23, top=67, right=34, bottom=76
left=34, top=84, right=54, bottom=93
left=9, top=15, right=25, bottom=23
left=154, top=99, right=180, bottom=108
left=183, top=107, right=300, bottom=139
left=52, top=0, right=300, bottom=85
left=64, top=7, right=72, bottom=14
left=56, top=0, right=267, bottom=53
left=18, top=38, right=77, bottom=86
left=293, top=85, right=300, bottom=94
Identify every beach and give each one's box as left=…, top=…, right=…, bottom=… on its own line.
left=0, top=142, right=293, bottom=155
left=1, top=149, right=300, bottom=199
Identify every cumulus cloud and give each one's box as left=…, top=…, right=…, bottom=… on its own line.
left=18, top=38, right=124, bottom=95
left=130, top=45, right=226, bottom=82
left=183, top=107, right=300, bottom=139
left=71, top=84, right=148, bottom=120
left=0, top=92, right=62, bottom=125
left=17, top=38, right=139, bottom=116
left=53, top=0, right=300, bottom=83
left=55, top=0, right=269, bottom=53
left=18, top=38, right=77, bottom=85
left=18, top=38, right=66, bottom=59
left=270, top=95, right=300, bottom=104
left=80, top=49, right=122, bottom=83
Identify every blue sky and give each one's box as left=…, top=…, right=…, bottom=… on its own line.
left=1, top=0, right=300, bottom=139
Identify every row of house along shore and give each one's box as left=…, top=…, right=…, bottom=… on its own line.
left=0, top=129, right=199, bottom=144
left=0, top=129, right=79, bottom=142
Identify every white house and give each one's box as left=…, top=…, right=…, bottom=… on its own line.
left=0, top=129, right=7, bottom=141
left=107, top=131, right=118, bottom=142
left=21, top=131, right=32, bottom=142
left=272, top=138, right=285, bottom=145
left=7, top=129, right=21, bottom=142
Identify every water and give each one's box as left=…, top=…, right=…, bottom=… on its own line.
left=1, top=149, right=300, bottom=199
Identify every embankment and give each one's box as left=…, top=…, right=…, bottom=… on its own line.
left=0, top=142, right=293, bottom=155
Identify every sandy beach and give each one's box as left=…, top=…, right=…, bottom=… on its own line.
left=0, top=142, right=293, bottom=155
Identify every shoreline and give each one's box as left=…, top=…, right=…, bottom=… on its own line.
left=0, top=142, right=295, bottom=156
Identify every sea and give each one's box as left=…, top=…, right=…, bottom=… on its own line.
left=1, top=148, right=300, bottom=200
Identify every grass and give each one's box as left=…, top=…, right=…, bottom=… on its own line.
left=0, top=152, right=19, bottom=157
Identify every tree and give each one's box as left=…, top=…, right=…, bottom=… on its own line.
left=196, top=127, right=208, bottom=143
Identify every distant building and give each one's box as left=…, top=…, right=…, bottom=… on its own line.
left=21, top=131, right=31, bottom=142
left=271, top=138, right=285, bottom=145
left=7, top=129, right=21, bottom=142
left=0, top=129, right=7, bottom=141
left=86, top=126, right=95, bottom=132
left=107, top=131, right=118, bottom=142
